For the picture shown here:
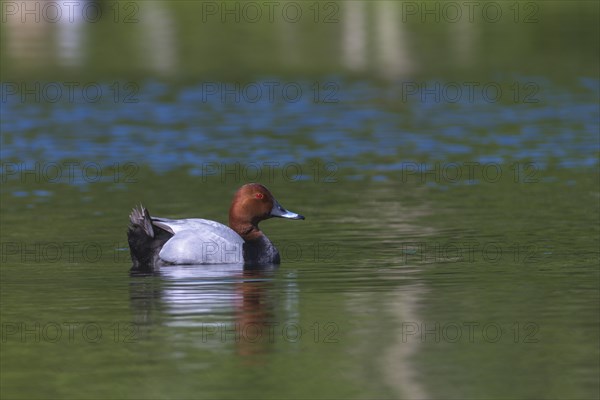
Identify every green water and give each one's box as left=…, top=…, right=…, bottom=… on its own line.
left=1, top=1, right=599, bottom=399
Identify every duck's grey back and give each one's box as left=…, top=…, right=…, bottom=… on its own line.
left=156, top=218, right=244, bottom=264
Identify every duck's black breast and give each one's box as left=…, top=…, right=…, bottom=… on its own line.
left=243, top=235, right=280, bottom=266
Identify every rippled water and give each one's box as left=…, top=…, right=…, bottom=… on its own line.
left=2, top=159, right=598, bottom=399
left=2, top=78, right=598, bottom=172
left=1, top=1, right=599, bottom=399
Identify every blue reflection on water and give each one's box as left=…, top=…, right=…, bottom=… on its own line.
left=1, top=79, right=598, bottom=175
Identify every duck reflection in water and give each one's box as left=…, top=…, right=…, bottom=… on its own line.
left=129, top=264, right=297, bottom=358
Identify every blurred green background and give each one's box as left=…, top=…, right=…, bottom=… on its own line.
left=1, top=0, right=598, bottom=81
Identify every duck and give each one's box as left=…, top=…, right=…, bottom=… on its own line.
left=127, top=183, right=304, bottom=271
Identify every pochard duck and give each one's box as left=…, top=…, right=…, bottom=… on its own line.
left=127, top=183, right=304, bottom=271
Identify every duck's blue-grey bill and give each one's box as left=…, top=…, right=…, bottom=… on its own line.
left=271, top=200, right=305, bottom=220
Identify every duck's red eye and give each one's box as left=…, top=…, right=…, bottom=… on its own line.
left=255, top=193, right=264, bottom=199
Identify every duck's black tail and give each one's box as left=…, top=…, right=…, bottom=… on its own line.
left=127, top=205, right=172, bottom=272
